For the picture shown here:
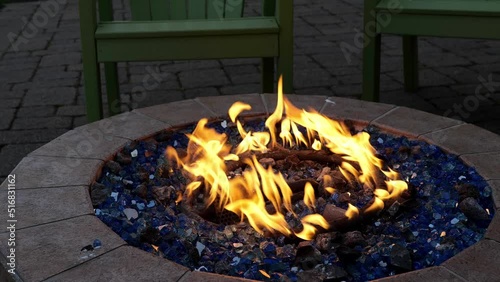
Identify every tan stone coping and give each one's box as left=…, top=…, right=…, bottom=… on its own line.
left=0, top=95, right=499, bottom=282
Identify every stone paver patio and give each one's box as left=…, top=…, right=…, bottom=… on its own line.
left=0, top=94, right=499, bottom=281
left=0, top=0, right=500, bottom=184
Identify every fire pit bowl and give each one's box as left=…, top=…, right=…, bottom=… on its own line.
left=1, top=94, right=499, bottom=282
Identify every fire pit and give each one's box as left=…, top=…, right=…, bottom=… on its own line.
left=1, top=94, right=499, bottom=281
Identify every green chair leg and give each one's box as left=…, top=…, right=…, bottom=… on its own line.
left=403, top=35, right=419, bottom=93
left=82, top=61, right=103, bottom=122
left=362, top=34, right=381, bottom=101
left=79, top=0, right=103, bottom=122
left=104, top=62, right=121, bottom=116
left=261, top=57, right=275, bottom=93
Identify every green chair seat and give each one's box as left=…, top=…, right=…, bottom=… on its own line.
left=95, top=18, right=280, bottom=39
left=376, top=0, right=500, bottom=17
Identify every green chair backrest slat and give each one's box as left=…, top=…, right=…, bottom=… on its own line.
left=151, top=0, right=170, bottom=20
left=188, top=0, right=207, bottom=19
left=130, top=0, right=152, bottom=20
left=129, top=0, right=245, bottom=21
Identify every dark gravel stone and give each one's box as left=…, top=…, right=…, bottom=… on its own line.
left=314, top=232, right=339, bottom=253
left=455, top=183, right=480, bottom=201
left=115, top=152, right=132, bottom=165
left=342, top=231, right=366, bottom=247
left=90, top=182, right=111, bottom=206
left=389, top=244, right=412, bottom=271
left=134, top=184, right=148, bottom=199
left=140, top=226, right=162, bottom=245
left=323, top=264, right=348, bottom=282
left=105, top=160, right=122, bottom=174
left=458, top=197, right=490, bottom=220
left=295, top=242, right=323, bottom=270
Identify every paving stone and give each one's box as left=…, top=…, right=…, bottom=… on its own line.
left=161, top=60, right=221, bottom=72
left=30, top=76, right=80, bottom=88
left=12, top=116, right=72, bottom=130
left=318, top=24, right=354, bottom=36
left=337, top=73, right=362, bottom=85
left=179, top=68, right=230, bottom=89
left=420, top=52, right=471, bottom=68
left=23, top=87, right=76, bottom=106
left=321, top=96, right=395, bottom=124
left=379, top=89, right=439, bottom=113
left=0, top=58, right=38, bottom=72
left=296, top=38, right=341, bottom=55
left=373, top=266, right=465, bottom=282
left=72, top=116, right=88, bottom=128
left=312, top=52, right=361, bottom=68
left=294, top=68, right=335, bottom=89
left=0, top=216, right=125, bottom=281
left=489, top=180, right=500, bottom=211
left=12, top=37, right=50, bottom=52
left=0, top=186, right=93, bottom=230
left=220, top=83, right=261, bottom=95
left=4, top=155, right=102, bottom=189
left=0, top=69, right=34, bottom=84
left=421, top=124, right=500, bottom=156
left=0, top=98, right=20, bottom=108
left=17, top=106, right=55, bottom=117
left=430, top=93, right=496, bottom=117
left=294, top=19, right=322, bottom=37
left=56, top=105, right=86, bottom=116
left=331, top=84, right=362, bottom=97
left=380, top=56, right=404, bottom=73
left=135, top=99, right=215, bottom=126
left=33, top=67, right=80, bottom=81
left=198, top=93, right=266, bottom=117
left=434, top=66, right=481, bottom=84
left=443, top=239, right=500, bottom=282
left=459, top=152, right=500, bottom=181
left=372, top=107, right=463, bottom=137
left=294, top=87, right=335, bottom=97
left=0, top=109, right=15, bottom=130
left=47, top=246, right=189, bottom=282
left=30, top=128, right=129, bottom=160
left=419, top=69, right=456, bottom=87
left=485, top=213, right=500, bottom=242
left=185, top=87, right=220, bottom=99
left=39, top=52, right=81, bottom=67
left=76, top=111, right=169, bottom=141
left=0, top=128, right=68, bottom=145
left=179, top=271, right=250, bottom=282
left=132, top=89, right=185, bottom=108
left=294, top=55, right=323, bottom=71
left=0, top=143, right=42, bottom=177
left=416, top=86, right=461, bottom=100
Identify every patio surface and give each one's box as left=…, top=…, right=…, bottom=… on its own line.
left=0, top=94, right=499, bottom=281
left=0, top=0, right=499, bottom=182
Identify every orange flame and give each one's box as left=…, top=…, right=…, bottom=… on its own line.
left=167, top=76, right=407, bottom=239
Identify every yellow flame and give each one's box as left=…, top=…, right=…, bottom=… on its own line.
left=303, top=182, right=316, bottom=211
left=324, top=187, right=336, bottom=194
left=166, top=76, right=407, bottom=239
left=259, top=270, right=271, bottom=279
left=345, top=203, right=360, bottom=220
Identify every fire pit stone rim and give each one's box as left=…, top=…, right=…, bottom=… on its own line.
left=1, top=94, right=499, bottom=282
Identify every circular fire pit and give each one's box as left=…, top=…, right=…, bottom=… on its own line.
left=1, top=94, right=499, bottom=282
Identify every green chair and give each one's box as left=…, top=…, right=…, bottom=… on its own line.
left=362, top=0, right=500, bottom=101
left=79, top=0, right=293, bottom=121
